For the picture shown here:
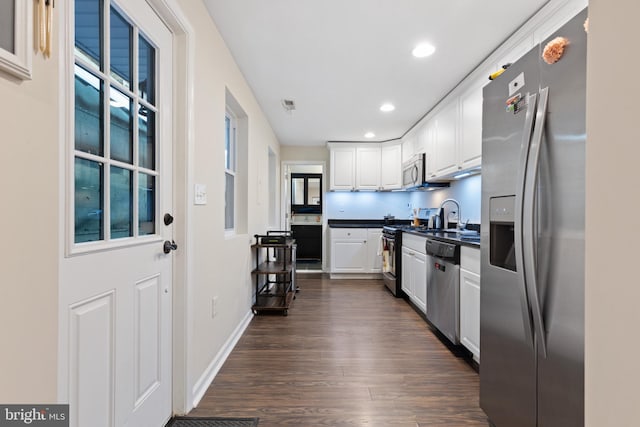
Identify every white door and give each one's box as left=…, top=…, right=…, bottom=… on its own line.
left=61, top=1, right=173, bottom=426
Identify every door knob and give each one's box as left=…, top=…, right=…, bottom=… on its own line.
left=163, top=240, right=178, bottom=254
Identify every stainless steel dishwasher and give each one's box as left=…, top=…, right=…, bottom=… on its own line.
left=425, top=238, right=461, bottom=345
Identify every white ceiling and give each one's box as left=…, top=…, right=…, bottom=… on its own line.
left=203, top=0, right=549, bottom=146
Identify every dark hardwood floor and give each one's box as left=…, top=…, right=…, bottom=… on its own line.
left=189, top=275, right=488, bottom=426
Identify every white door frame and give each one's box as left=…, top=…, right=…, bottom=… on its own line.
left=281, top=160, right=327, bottom=272
left=57, top=0, right=196, bottom=416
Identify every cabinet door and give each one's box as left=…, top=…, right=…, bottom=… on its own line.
left=412, top=251, right=427, bottom=314
left=433, top=101, right=459, bottom=177
left=366, top=228, right=383, bottom=272
left=331, top=239, right=367, bottom=272
left=460, top=268, right=481, bottom=360
left=401, top=248, right=413, bottom=297
left=330, top=147, right=356, bottom=190
left=459, top=83, right=483, bottom=170
left=380, top=144, right=402, bottom=190
left=356, top=146, right=381, bottom=190
left=424, top=120, right=437, bottom=179
left=414, top=124, right=427, bottom=154
left=402, top=134, right=415, bottom=162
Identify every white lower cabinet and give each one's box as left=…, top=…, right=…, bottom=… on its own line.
left=460, top=246, right=481, bottom=362
left=401, top=233, right=427, bottom=314
left=330, top=227, right=382, bottom=275
left=366, top=228, right=383, bottom=272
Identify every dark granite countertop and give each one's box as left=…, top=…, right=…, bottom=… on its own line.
left=402, top=228, right=481, bottom=248
left=328, top=219, right=412, bottom=228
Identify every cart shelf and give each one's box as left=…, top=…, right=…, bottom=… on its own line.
left=252, top=261, right=292, bottom=275
left=251, top=232, right=297, bottom=316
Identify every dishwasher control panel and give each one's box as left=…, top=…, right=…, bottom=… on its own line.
left=425, top=239, right=459, bottom=262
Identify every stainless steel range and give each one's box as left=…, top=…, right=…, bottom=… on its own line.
left=381, top=225, right=403, bottom=296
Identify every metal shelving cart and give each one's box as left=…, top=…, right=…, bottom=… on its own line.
left=251, top=232, right=297, bottom=316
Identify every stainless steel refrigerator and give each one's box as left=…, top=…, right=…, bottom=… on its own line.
left=480, top=8, right=587, bottom=427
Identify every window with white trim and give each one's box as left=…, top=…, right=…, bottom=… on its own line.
left=225, top=109, right=237, bottom=231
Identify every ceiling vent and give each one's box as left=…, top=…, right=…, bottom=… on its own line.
left=281, top=99, right=296, bottom=113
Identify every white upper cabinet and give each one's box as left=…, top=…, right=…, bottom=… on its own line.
left=459, top=81, right=484, bottom=171
left=432, top=100, right=459, bottom=178
left=401, top=134, right=416, bottom=163
left=380, top=144, right=402, bottom=190
left=329, top=146, right=356, bottom=190
left=329, top=142, right=402, bottom=191
left=356, top=146, right=382, bottom=190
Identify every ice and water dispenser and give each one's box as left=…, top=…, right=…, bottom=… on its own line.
left=489, top=196, right=517, bottom=271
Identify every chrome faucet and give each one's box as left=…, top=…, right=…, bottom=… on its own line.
left=440, top=198, right=462, bottom=230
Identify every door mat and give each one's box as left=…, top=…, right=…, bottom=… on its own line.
left=165, top=416, right=259, bottom=427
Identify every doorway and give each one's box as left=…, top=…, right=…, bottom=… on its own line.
left=282, top=162, right=325, bottom=272
left=59, top=0, right=194, bottom=423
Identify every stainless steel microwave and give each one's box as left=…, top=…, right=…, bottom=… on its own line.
left=402, top=154, right=450, bottom=190
left=402, top=154, right=425, bottom=189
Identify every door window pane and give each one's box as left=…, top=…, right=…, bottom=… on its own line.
left=75, top=158, right=104, bottom=243
left=110, top=7, right=131, bottom=88
left=139, top=173, right=155, bottom=235
left=110, top=166, right=133, bottom=238
left=292, top=178, right=305, bottom=205
left=308, top=178, right=321, bottom=205
left=138, top=107, right=155, bottom=170
left=0, top=1, right=15, bottom=52
left=75, top=0, right=102, bottom=69
left=110, top=86, right=133, bottom=163
left=75, top=65, right=104, bottom=155
left=138, top=35, right=155, bottom=104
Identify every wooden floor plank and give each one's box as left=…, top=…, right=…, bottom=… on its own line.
left=190, top=276, right=488, bottom=426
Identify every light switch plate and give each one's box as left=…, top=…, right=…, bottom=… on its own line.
left=194, top=184, right=207, bottom=205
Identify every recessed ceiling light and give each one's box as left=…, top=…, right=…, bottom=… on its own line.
left=412, top=42, right=436, bottom=58
left=364, top=132, right=375, bottom=138
left=380, top=103, right=395, bottom=112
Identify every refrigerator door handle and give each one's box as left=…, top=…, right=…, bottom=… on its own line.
left=514, top=92, right=538, bottom=348
left=523, top=86, right=549, bottom=358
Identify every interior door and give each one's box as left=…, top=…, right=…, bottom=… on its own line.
left=61, top=1, right=173, bottom=426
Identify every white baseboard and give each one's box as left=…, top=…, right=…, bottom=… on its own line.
left=329, top=273, right=382, bottom=280
left=190, top=310, right=253, bottom=409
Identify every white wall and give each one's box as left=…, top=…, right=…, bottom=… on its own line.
left=585, top=1, right=640, bottom=424
left=176, top=1, right=281, bottom=407
left=281, top=145, right=329, bottom=164
left=0, top=20, right=59, bottom=401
